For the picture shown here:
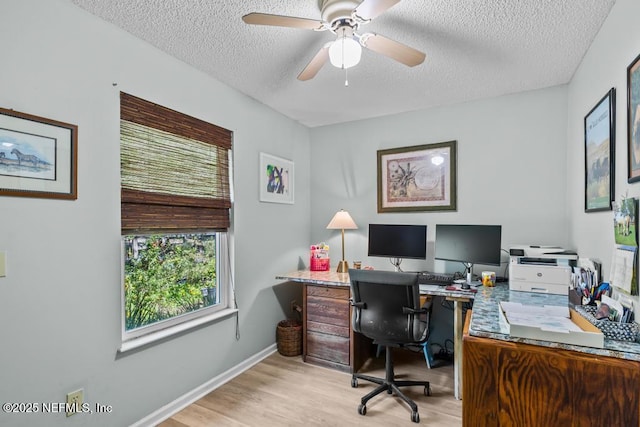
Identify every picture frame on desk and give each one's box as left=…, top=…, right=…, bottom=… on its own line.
left=584, top=88, right=615, bottom=212
left=259, top=152, right=294, bottom=204
left=377, top=140, right=457, bottom=213
left=627, top=53, right=640, bottom=183
left=0, top=107, right=78, bottom=200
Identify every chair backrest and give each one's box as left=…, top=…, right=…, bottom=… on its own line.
left=349, top=269, right=428, bottom=345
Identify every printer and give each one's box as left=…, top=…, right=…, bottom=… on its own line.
left=509, top=245, right=578, bottom=294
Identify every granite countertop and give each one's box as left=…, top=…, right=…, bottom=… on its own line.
left=469, top=284, right=640, bottom=361
left=418, top=283, right=478, bottom=299
left=275, top=270, right=350, bottom=286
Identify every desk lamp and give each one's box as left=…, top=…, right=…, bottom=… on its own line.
left=326, top=209, right=358, bottom=273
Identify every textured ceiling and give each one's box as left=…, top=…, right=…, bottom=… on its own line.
left=69, top=0, right=616, bottom=128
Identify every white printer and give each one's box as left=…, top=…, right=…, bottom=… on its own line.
left=509, top=245, right=578, bottom=294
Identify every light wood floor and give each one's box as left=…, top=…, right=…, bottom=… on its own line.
left=158, top=348, right=462, bottom=426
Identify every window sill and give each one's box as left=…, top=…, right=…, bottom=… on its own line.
left=118, top=307, right=238, bottom=355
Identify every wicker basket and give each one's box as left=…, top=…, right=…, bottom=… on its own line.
left=276, top=319, right=302, bottom=356
left=574, top=305, right=639, bottom=342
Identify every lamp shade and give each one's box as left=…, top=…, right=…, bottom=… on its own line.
left=326, top=210, right=358, bottom=230
left=328, top=36, right=362, bottom=69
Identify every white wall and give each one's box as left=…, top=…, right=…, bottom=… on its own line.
left=310, top=86, right=569, bottom=278
left=0, top=1, right=309, bottom=426
left=567, top=0, right=640, bottom=314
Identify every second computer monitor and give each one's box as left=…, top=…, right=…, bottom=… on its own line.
left=434, top=224, right=502, bottom=267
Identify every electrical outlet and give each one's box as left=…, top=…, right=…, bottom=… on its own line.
left=290, top=300, right=297, bottom=314
left=66, top=389, right=83, bottom=417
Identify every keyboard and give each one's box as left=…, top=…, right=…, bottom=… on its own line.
left=418, top=271, right=455, bottom=285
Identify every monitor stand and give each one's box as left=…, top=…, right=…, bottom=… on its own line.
left=391, top=258, right=403, bottom=272
left=462, top=263, right=473, bottom=289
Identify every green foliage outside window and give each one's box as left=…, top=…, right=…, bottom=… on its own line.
left=124, top=234, right=217, bottom=331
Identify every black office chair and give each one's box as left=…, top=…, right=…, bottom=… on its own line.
left=349, top=269, right=431, bottom=423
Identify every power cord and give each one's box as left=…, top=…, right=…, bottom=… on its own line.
left=445, top=339, right=454, bottom=354
left=430, top=342, right=454, bottom=361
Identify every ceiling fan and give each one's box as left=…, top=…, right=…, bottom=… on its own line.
left=242, top=0, right=426, bottom=81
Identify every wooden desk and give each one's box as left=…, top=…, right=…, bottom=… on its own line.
left=463, top=314, right=640, bottom=426
left=464, top=285, right=640, bottom=426
left=276, top=270, right=475, bottom=390
left=276, top=270, right=371, bottom=373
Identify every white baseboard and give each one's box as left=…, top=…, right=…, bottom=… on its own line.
left=131, top=344, right=277, bottom=427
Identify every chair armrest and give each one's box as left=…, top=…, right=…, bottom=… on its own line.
left=402, top=306, right=427, bottom=315
left=349, top=298, right=367, bottom=309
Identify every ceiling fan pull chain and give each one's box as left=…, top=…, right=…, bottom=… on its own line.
left=341, top=27, right=348, bottom=86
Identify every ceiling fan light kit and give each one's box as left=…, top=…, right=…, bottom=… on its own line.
left=242, top=0, right=425, bottom=81
left=328, top=27, right=362, bottom=69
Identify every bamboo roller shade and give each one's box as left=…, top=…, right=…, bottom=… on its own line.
left=120, top=92, right=232, bottom=233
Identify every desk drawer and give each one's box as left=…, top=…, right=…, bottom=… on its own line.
left=307, top=320, right=350, bottom=337
left=306, top=285, right=350, bottom=300
left=307, top=295, right=350, bottom=327
left=306, top=330, right=350, bottom=365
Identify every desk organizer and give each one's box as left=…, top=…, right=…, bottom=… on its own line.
left=574, top=305, right=639, bottom=342
left=310, top=244, right=330, bottom=271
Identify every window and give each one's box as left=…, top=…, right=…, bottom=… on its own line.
left=119, top=93, right=234, bottom=348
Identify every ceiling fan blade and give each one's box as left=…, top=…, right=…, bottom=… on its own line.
left=362, top=33, right=426, bottom=67
left=242, top=12, right=325, bottom=30
left=298, top=46, right=330, bottom=81
left=353, top=0, right=401, bottom=21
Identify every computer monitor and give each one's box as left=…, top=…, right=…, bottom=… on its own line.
left=367, top=224, right=427, bottom=271
left=434, top=224, right=502, bottom=285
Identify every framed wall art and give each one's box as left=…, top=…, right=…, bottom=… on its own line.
left=0, top=107, right=77, bottom=200
left=259, top=152, right=294, bottom=204
left=628, top=53, right=640, bottom=183
left=377, top=140, right=457, bottom=213
left=584, top=88, right=615, bottom=212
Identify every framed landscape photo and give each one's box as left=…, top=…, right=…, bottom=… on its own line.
left=259, top=152, right=294, bottom=204
left=613, top=197, right=637, bottom=247
left=0, top=108, right=77, bottom=200
left=584, top=88, right=615, bottom=212
left=628, top=53, right=640, bottom=183
left=377, top=140, right=457, bottom=213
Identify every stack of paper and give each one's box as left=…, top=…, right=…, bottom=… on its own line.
left=498, top=301, right=604, bottom=348
left=500, top=302, right=580, bottom=333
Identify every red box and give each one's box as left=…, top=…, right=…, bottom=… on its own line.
left=310, top=257, right=330, bottom=271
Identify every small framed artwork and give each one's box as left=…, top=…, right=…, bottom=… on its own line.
left=377, top=140, right=457, bottom=213
left=584, top=88, right=615, bottom=212
left=0, top=108, right=78, bottom=200
left=613, top=197, right=637, bottom=247
left=628, top=53, right=640, bottom=183
left=259, top=152, right=294, bottom=204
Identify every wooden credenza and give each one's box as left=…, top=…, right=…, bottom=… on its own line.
left=303, top=283, right=372, bottom=373
left=463, top=314, right=640, bottom=426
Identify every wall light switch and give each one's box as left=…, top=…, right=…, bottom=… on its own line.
left=0, top=251, right=6, bottom=277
